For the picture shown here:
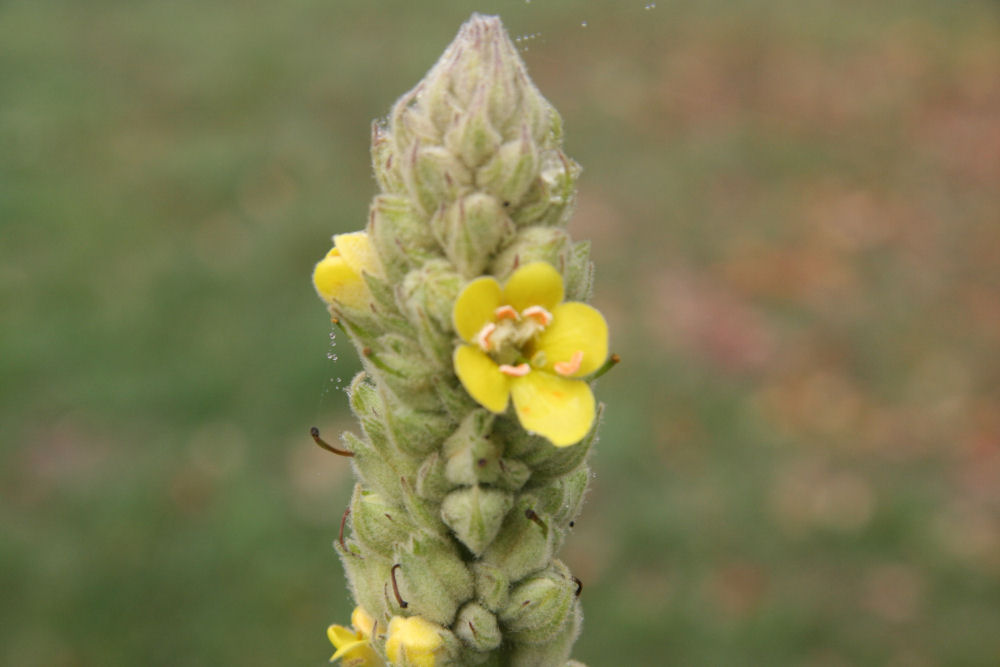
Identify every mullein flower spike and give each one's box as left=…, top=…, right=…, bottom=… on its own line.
left=314, top=13, right=607, bottom=666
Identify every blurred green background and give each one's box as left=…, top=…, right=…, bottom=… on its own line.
left=3, top=0, right=999, bottom=664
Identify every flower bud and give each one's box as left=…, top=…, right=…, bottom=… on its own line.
left=392, top=536, right=475, bottom=626
left=480, top=496, right=554, bottom=583
left=367, top=194, right=440, bottom=280
left=431, top=193, right=514, bottom=278
left=453, top=601, right=502, bottom=652
left=440, top=485, right=514, bottom=556
left=351, top=486, right=418, bottom=554
left=475, top=127, right=538, bottom=209
left=472, top=562, right=510, bottom=613
left=499, top=561, right=577, bottom=645
left=488, top=226, right=571, bottom=282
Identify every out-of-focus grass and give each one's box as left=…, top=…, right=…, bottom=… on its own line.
left=2, top=1, right=998, bottom=665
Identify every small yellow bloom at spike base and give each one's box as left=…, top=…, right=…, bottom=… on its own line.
left=327, top=607, right=385, bottom=667
left=385, top=615, right=445, bottom=667
left=451, top=261, right=608, bottom=446
left=312, top=231, right=383, bottom=311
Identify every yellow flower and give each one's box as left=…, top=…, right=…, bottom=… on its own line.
left=452, top=262, right=608, bottom=447
left=312, top=231, right=383, bottom=311
left=327, top=606, right=384, bottom=666
left=385, top=615, right=445, bottom=667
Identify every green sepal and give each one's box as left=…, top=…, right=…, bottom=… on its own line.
left=371, top=120, right=406, bottom=194
left=475, top=128, right=538, bottom=209
left=441, top=485, right=514, bottom=556
left=382, top=393, right=454, bottom=458
left=472, top=562, right=510, bottom=613
left=399, top=475, right=448, bottom=539
left=480, top=495, right=554, bottom=583
left=416, top=451, right=452, bottom=501
left=350, top=485, right=417, bottom=555
left=488, top=226, right=571, bottom=283
left=499, top=560, right=577, bottom=645
left=392, top=535, right=475, bottom=626
left=442, top=409, right=500, bottom=487
left=443, top=89, right=503, bottom=168
left=432, top=194, right=514, bottom=278
left=405, top=144, right=471, bottom=217
left=497, top=407, right=597, bottom=483
left=506, top=598, right=582, bottom=667
left=509, top=151, right=580, bottom=228
left=367, top=194, right=440, bottom=281
left=343, top=431, right=403, bottom=504
left=363, top=272, right=414, bottom=336
left=564, top=240, right=594, bottom=302
left=336, top=539, right=392, bottom=624
left=454, top=601, right=502, bottom=652
left=432, top=375, right=479, bottom=421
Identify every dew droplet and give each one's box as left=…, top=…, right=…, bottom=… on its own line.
left=581, top=21, right=588, bottom=28
left=644, top=2, right=656, bottom=9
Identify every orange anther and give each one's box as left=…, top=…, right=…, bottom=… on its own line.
left=494, top=305, right=519, bottom=321
left=554, top=350, right=584, bottom=376
left=522, top=305, right=553, bottom=326
left=499, top=363, right=531, bottom=377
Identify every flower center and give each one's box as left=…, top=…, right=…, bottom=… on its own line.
left=476, top=304, right=552, bottom=369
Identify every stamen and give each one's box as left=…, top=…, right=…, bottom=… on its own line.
left=494, top=305, right=519, bottom=321
left=499, top=363, right=531, bottom=377
left=554, top=350, right=585, bottom=376
left=522, top=305, right=553, bottom=326
left=476, top=322, right=496, bottom=351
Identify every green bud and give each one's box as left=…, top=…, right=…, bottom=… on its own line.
left=454, top=601, right=502, bottom=652
left=399, top=260, right=464, bottom=366
left=500, top=561, right=577, bottom=645
left=441, top=485, right=514, bottom=556
left=489, top=226, right=571, bottom=283
left=472, top=562, right=510, bottom=613
left=442, top=409, right=501, bottom=487
left=383, top=399, right=455, bottom=459
left=476, top=129, right=538, bottom=209
left=371, top=120, right=405, bottom=194
left=337, top=540, right=392, bottom=624
left=415, top=451, right=452, bottom=501
left=432, top=194, right=514, bottom=278
left=506, top=597, right=582, bottom=667
left=350, top=486, right=417, bottom=555
left=405, top=144, right=471, bottom=217
left=393, top=535, right=475, bottom=626
left=508, top=150, right=581, bottom=228
left=480, top=495, right=554, bottom=583
left=343, top=431, right=403, bottom=504
left=367, top=194, right=440, bottom=280
left=443, top=87, right=503, bottom=168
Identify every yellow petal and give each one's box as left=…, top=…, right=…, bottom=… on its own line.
left=454, top=345, right=510, bottom=413
left=501, top=262, right=565, bottom=313
left=453, top=276, right=502, bottom=343
left=335, top=231, right=383, bottom=278
left=386, top=616, right=444, bottom=667
left=510, top=372, right=595, bottom=447
left=313, top=249, right=368, bottom=310
left=533, top=302, right=609, bottom=377
left=351, top=606, right=377, bottom=639
left=328, top=624, right=361, bottom=651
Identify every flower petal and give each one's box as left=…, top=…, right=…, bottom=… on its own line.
left=334, top=231, right=383, bottom=278
left=454, top=345, right=510, bottom=413
left=453, top=276, right=502, bottom=342
left=351, top=607, right=377, bottom=639
left=533, top=302, right=609, bottom=377
left=328, top=624, right=361, bottom=651
left=510, top=372, right=595, bottom=446
left=313, top=250, right=368, bottom=310
left=501, top=262, right=564, bottom=313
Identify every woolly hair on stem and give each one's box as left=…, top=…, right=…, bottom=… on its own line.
left=312, top=14, right=611, bottom=667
